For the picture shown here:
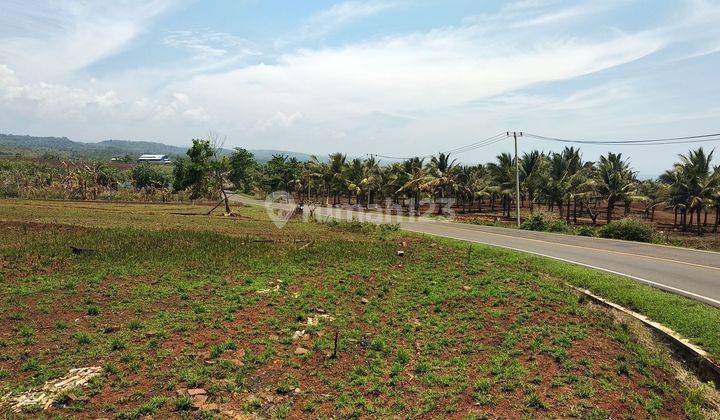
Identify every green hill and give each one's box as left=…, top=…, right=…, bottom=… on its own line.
left=0, top=133, right=317, bottom=163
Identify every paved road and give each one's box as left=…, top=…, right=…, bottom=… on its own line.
left=230, top=193, right=720, bottom=308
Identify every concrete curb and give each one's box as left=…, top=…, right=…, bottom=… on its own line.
left=569, top=284, right=720, bottom=387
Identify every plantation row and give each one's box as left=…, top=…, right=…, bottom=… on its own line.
left=2, top=138, right=719, bottom=234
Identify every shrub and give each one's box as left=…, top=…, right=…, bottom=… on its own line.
left=599, top=219, right=654, bottom=242
left=131, top=164, right=169, bottom=191
left=576, top=225, right=597, bottom=237
left=548, top=219, right=573, bottom=233
left=520, top=213, right=548, bottom=232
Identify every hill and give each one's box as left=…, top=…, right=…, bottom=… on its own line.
left=0, top=133, right=316, bottom=163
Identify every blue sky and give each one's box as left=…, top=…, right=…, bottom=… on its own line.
left=1, top=0, right=720, bottom=175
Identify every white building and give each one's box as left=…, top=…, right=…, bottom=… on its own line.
left=137, top=154, right=171, bottom=164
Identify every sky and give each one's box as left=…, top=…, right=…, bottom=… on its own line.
left=1, top=0, right=720, bottom=176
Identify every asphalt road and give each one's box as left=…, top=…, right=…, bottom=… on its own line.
left=230, top=193, right=720, bottom=308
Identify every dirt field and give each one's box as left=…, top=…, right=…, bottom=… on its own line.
left=0, top=199, right=718, bottom=418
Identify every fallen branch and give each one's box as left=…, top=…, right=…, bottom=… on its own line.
left=1, top=366, right=102, bottom=413
left=70, top=246, right=95, bottom=255
left=206, top=198, right=226, bottom=215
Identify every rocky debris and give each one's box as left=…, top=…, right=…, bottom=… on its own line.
left=462, top=285, right=472, bottom=291
left=202, top=403, right=219, bottom=411
left=360, top=298, right=369, bottom=304
left=396, top=250, right=405, bottom=256
left=256, top=284, right=280, bottom=294
left=191, top=395, right=208, bottom=409
left=401, top=241, right=408, bottom=247
left=306, top=314, right=334, bottom=326
left=188, top=388, right=208, bottom=396
left=292, top=330, right=306, bottom=340
left=294, top=347, right=310, bottom=355
left=360, top=335, right=371, bottom=348
left=180, top=388, right=218, bottom=411
left=0, top=366, right=101, bottom=413
left=227, top=349, right=246, bottom=367
left=66, top=394, right=89, bottom=403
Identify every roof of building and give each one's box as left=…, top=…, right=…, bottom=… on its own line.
left=138, top=154, right=169, bottom=160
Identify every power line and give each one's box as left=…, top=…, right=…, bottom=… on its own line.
left=524, top=132, right=720, bottom=145
left=367, top=129, right=720, bottom=162
left=369, top=132, right=508, bottom=160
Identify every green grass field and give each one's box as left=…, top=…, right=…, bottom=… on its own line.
left=0, top=199, right=718, bottom=418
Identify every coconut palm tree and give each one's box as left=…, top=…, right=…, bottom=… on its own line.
left=397, top=157, right=426, bottom=214
left=327, top=153, right=347, bottom=205
left=664, top=148, right=719, bottom=232
left=520, top=150, right=544, bottom=212
left=592, top=152, right=638, bottom=223
left=487, top=153, right=516, bottom=218
left=541, top=152, right=572, bottom=219
left=361, top=156, right=382, bottom=206
left=344, top=158, right=364, bottom=205
left=470, top=164, right=493, bottom=212
left=421, top=153, right=458, bottom=214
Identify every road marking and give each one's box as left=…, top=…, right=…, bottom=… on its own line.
left=403, top=226, right=720, bottom=308
left=420, top=222, right=720, bottom=272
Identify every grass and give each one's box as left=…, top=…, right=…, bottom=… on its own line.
left=0, top=199, right=718, bottom=417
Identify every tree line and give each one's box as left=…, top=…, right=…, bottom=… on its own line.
left=191, top=142, right=719, bottom=234
left=2, top=135, right=718, bottom=234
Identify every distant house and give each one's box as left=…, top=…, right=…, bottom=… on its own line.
left=137, top=154, right=171, bottom=164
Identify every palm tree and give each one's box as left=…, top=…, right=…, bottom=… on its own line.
left=397, top=157, right=426, bottom=214
left=541, top=152, right=571, bottom=219
left=327, top=153, right=347, bottom=205
left=487, top=153, right=515, bottom=218
left=470, top=164, right=493, bottom=212
left=308, top=156, right=331, bottom=204
left=344, top=158, right=364, bottom=205
left=593, top=152, right=638, bottom=223
left=664, top=148, right=719, bottom=232
left=421, top=153, right=458, bottom=214
left=520, top=150, right=544, bottom=212
left=636, top=180, right=669, bottom=222
left=361, top=156, right=382, bottom=206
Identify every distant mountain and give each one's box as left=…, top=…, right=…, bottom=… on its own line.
left=0, top=133, right=317, bottom=163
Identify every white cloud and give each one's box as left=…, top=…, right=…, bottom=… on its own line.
left=256, top=112, right=304, bottom=131
left=163, top=30, right=258, bottom=60
left=175, top=24, right=663, bottom=130
left=0, top=0, right=174, bottom=81
left=278, top=1, right=396, bottom=45
left=1, top=0, right=719, bottom=176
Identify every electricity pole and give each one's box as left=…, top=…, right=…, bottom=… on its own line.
left=508, top=131, right=523, bottom=227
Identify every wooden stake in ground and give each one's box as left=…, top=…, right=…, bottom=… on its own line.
left=332, top=329, right=339, bottom=359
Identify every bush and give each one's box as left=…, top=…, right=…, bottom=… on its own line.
left=576, top=225, right=597, bottom=237
left=131, top=164, right=169, bottom=190
left=520, top=213, right=549, bottom=232
left=548, top=219, right=573, bottom=233
left=599, top=219, right=654, bottom=242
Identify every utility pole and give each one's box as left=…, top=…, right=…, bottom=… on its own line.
left=508, top=131, right=523, bottom=227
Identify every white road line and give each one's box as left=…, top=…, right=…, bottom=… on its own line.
left=403, top=226, right=720, bottom=308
